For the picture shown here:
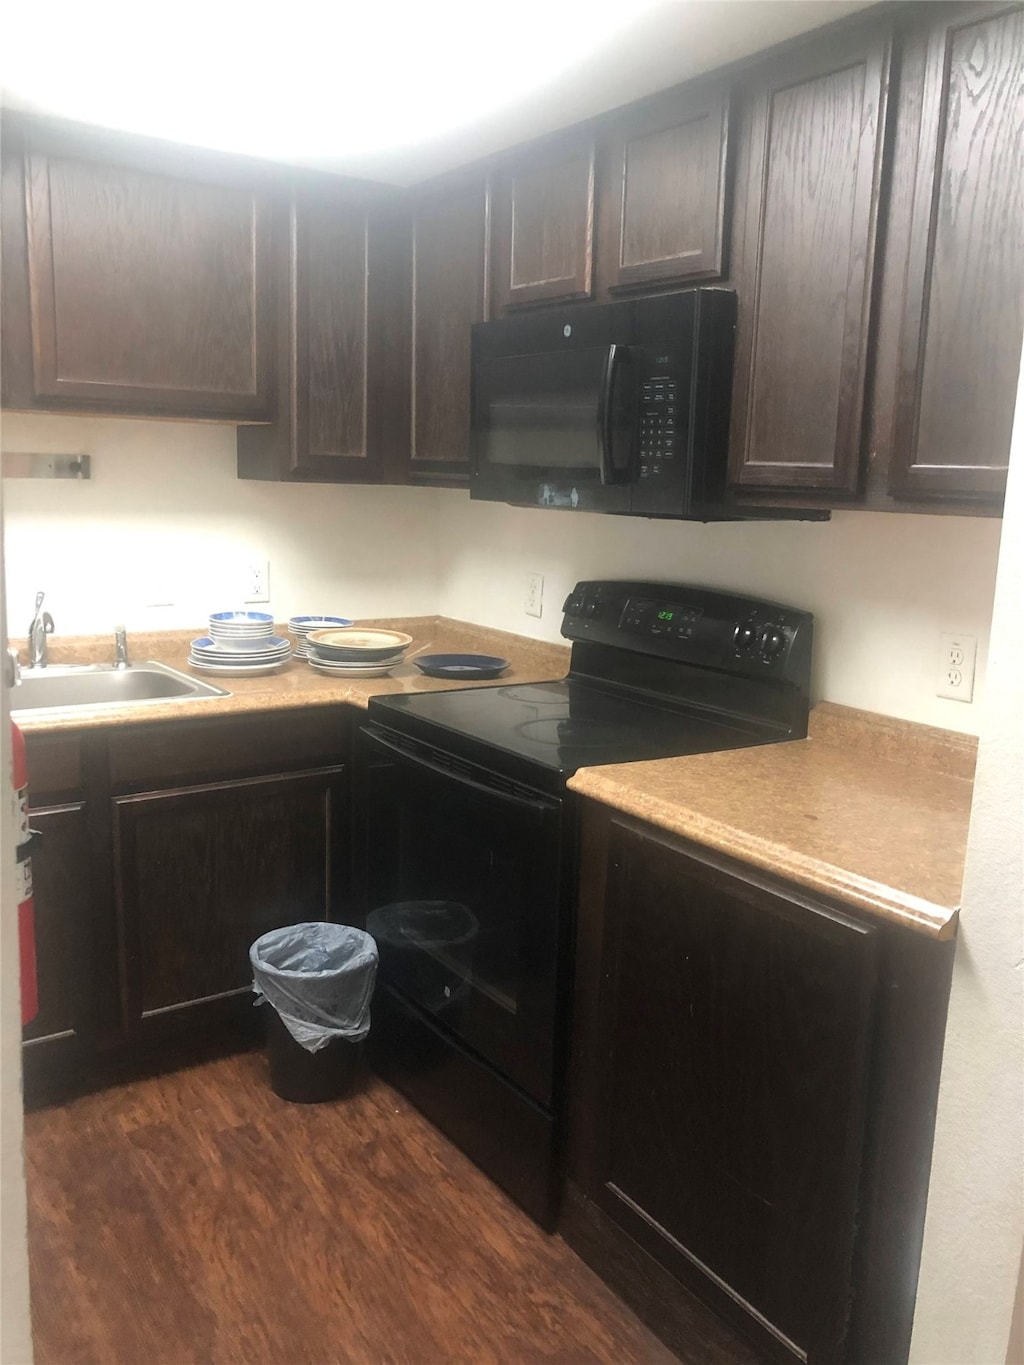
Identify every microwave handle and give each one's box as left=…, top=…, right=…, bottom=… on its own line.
left=597, top=344, right=629, bottom=485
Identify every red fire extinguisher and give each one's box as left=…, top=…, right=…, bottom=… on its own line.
left=11, top=721, right=38, bottom=1027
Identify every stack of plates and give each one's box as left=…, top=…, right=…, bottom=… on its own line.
left=288, top=615, right=353, bottom=659
left=305, top=628, right=413, bottom=679
left=189, top=611, right=293, bottom=677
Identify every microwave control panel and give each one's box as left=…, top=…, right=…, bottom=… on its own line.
left=638, top=373, right=680, bottom=480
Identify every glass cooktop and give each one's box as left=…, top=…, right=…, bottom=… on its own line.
left=368, top=677, right=773, bottom=780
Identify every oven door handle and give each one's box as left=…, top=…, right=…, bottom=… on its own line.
left=362, top=727, right=559, bottom=818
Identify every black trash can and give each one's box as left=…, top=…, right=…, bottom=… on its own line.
left=250, top=922, right=378, bottom=1105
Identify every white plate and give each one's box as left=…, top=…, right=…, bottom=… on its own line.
left=191, top=635, right=290, bottom=658
left=288, top=615, right=353, bottom=634
left=307, top=659, right=397, bottom=679
left=188, top=657, right=292, bottom=678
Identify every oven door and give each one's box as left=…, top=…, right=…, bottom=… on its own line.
left=356, top=722, right=565, bottom=1107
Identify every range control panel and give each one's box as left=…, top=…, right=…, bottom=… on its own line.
left=561, top=580, right=813, bottom=687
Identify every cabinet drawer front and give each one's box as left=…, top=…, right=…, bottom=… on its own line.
left=889, top=3, right=1024, bottom=500
left=25, top=151, right=272, bottom=418
left=108, top=709, right=349, bottom=790
left=730, top=30, right=890, bottom=493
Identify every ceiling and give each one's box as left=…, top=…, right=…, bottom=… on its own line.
left=1, top=1, right=874, bottom=185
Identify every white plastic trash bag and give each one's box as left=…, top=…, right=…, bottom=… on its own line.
left=250, top=922, right=378, bottom=1053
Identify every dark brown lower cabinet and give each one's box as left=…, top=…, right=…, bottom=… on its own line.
left=22, top=707, right=351, bottom=1104
left=114, top=767, right=346, bottom=1043
left=564, top=802, right=955, bottom=1365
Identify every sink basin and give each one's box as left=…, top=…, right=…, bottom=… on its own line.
left=10, top=661, right=229, bottom=713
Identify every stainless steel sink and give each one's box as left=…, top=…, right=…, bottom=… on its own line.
left=10, top=661, right=229, bottom=713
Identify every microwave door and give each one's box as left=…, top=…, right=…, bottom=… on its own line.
left=476, top=350, right=606, bottom=472
left=472, top=347, right=635, bottom=511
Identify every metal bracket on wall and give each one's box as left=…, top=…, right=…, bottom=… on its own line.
left=1, top=453, right=91, bottom=480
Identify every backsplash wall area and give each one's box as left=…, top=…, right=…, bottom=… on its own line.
left=1, top=415, right=445, bottom=636
left=1, top=413, right=1004, bottom=735
left=434, top=494, right=1004, bottom=735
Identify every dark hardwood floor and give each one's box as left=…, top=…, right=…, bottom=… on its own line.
left=24, top=1050, right=680, bottom=1364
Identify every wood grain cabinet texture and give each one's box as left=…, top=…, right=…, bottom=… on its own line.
left=22, top=709, right=352, bottom=1104
left=405, top=178, right=489, bottom=483
left=595, top=80, right=730, bottom=294
left=883, top=1, right=1024, bottom=503
left=237, top=188, right=409, bottom=483
left=490, top=134, right=596, bottom=312
left=564, top=803, right=955, bottom=1365
left=2, top=127, right=274, bottom=420
left=727, top=24, right=891, bottom=496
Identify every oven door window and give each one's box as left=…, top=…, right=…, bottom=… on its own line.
left=359, top=728, right=564, bottom=1106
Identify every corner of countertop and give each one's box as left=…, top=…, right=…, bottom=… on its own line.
left=808, top=701, right=978, bottom=782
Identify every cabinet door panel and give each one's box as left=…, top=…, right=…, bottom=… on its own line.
left=114, top=767, right=345, bottom=1033
left=492, top=138, right=594, bottom=310
left=410, top=182, right=488, bottom=476
left=888, top=3, right=1024, bottom=500
left=590, top=819, right=878, bottom=1363
left=730, top=31, right=890, bottom=492
left=22, top=803, right=91, bottom=1048
left=599, top=84, right=729, bottom=290
left=24, top=151, right=272, bottom=418
left=302, top=199, right=369, bottom=463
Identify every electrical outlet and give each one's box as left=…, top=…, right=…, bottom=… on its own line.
left=936, top=632, right=977, bottom=702
left=525, top=572, right=544, bottom=618
left=245, top=561, right=270, bottom=604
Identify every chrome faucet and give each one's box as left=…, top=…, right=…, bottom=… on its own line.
left=27, top=592, right=54, bottom=668
left=113, top=625, right=130, bottom=669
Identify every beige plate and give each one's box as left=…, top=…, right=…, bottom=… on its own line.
left=306, top=627, right=413, bottom=654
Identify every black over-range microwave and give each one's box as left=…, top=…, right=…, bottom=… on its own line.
left=470, top=289, right=736, bottom=520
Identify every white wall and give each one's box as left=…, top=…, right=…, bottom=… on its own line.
left=0, top=413, right=1005, bottom=736
left=909, top=345, right=1024, bottom=1365
left=1, top=415, right=446, bottom=637
left=436, top=494, right=1003, bottom=734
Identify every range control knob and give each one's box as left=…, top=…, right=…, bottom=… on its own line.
left=733, top=620, right=757, bottom=651
left=563, top=591, right=584, bottom=616
left=583, top=597, right=601, bottom=620
left=759, top=625, right=786, bottom=661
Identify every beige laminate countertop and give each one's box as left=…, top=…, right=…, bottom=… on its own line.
left=11, top=617, right=570, bottom=734
left=16, top=630, right=973, bottom=939
left=568, top=703, right=976, bottom=940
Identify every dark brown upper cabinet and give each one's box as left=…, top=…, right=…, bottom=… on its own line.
left=490, top=133, right=595, bottom=311
left=728, top=24, right=891, bottom=495
left=2, top=122, right=273, bottom=421
left=237, top=188, right=408, bottom=483
left=406, top=177, right=489, bottom=483
left=883, top=2, right=1023, bottom=504
left=595, top=79, right=730, bottom=294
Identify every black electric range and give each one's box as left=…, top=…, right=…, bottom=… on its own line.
left=354, top=581, right=813, bottom=1226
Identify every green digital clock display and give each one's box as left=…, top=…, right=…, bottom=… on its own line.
left=657, top=610, right=674, bottom=622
